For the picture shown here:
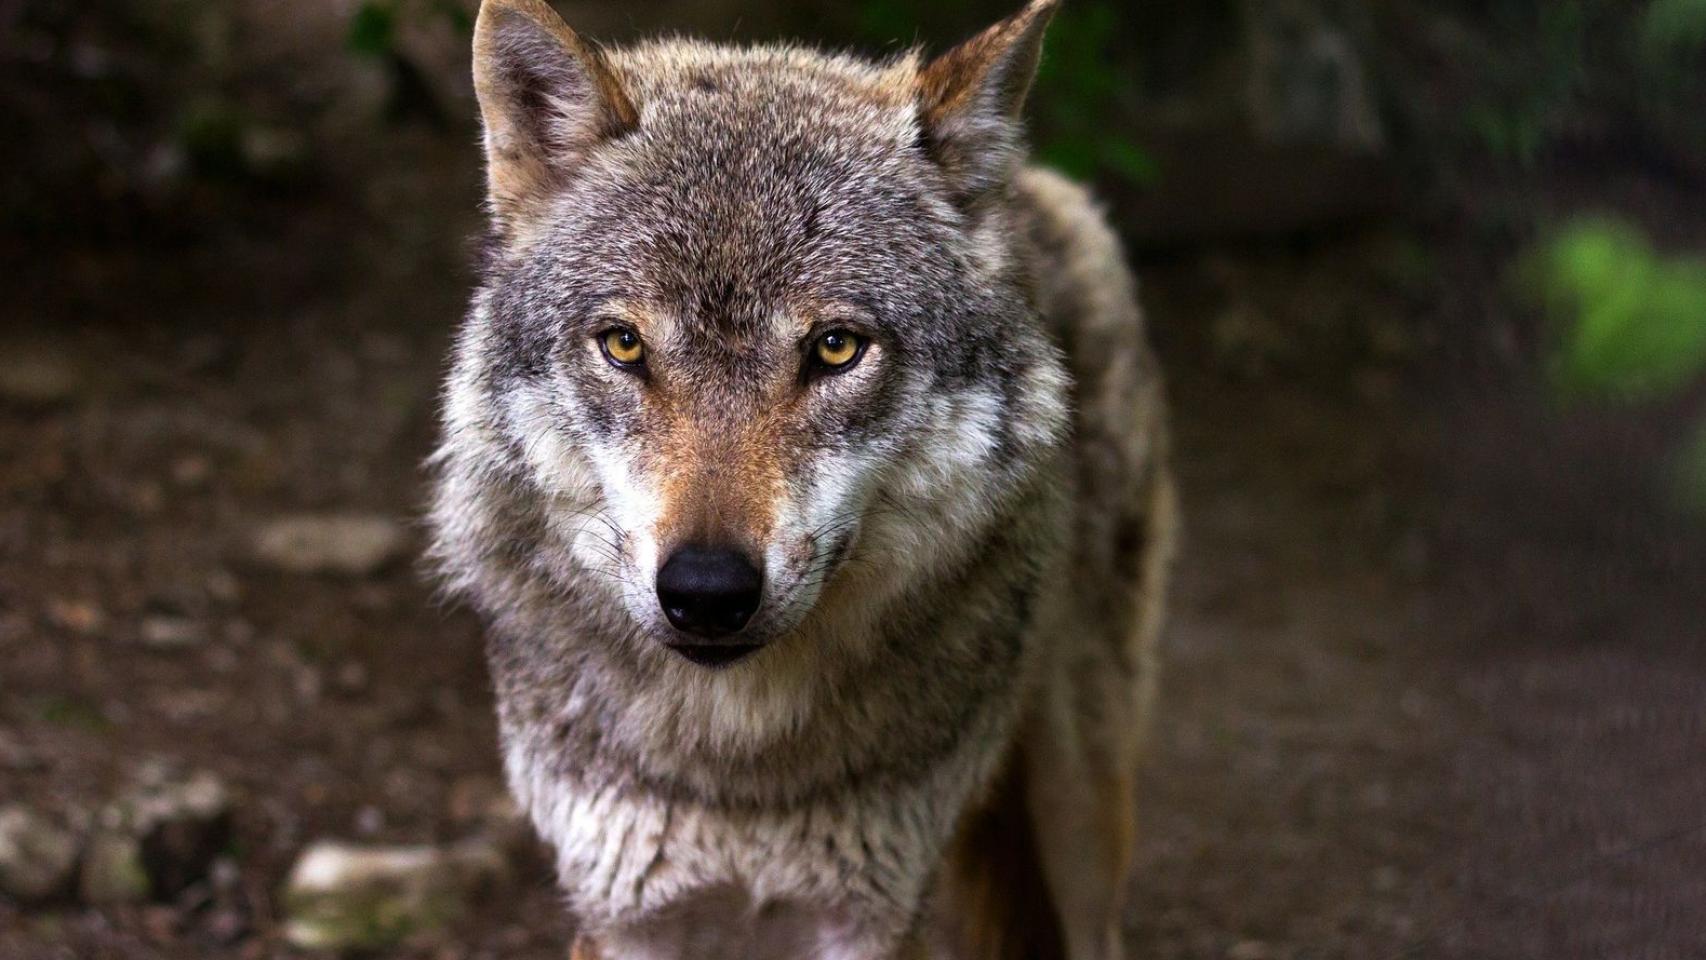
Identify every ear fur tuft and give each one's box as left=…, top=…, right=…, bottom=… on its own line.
left=915, top=0, right=1059, bottom=204
left=472, top=0, right=637, bottom=235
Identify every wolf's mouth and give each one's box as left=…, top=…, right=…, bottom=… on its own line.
left=667, top=643, right=763, bottom=668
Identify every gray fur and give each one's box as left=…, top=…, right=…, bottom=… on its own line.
left=429, top=3, right=1174, bottom=957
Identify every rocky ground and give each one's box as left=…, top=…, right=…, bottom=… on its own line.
left=3, top=2, right=1705, bottom=958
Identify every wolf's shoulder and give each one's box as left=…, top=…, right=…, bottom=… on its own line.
left=1012, top=166, right=1148, bottom=368
left=1013, top=167, right=1137, bottom=315
left=1011, top=165, right=1166, bottom=556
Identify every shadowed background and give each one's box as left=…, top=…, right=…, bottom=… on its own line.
left=3, top=1, right=1706, bottom=957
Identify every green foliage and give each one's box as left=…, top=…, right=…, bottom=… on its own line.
left=177, top=96, right=248, bottom=179
left=1030, top=2, right=1157, bottom=187
left=1526, top=219, right=1706, bottom=512
left=853, top=0, right=957, bottom=44
left=347, top=1, right=399, bottom=58
left=1641, top=0, right=1706, bottom=61
left=347, top=0, right=470, bottom=59
left=1463, top=105, right=1550, bottom=168
left=1462, top=1, right=1590, bottom=167
left=1461, top=0, right=1706, bottom=170
left=1630, top=0, right=1706, bottom=174
left=430, top=0, right=475, bottom=38
left=1525, top=220, right=1706, bottom=402
left=848, top=0, right=1157, bottom=188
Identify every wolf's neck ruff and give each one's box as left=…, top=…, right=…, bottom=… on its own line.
left=482, top=451, right=1066, bottom=945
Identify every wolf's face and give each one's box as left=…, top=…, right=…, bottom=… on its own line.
left=450, top=0, right=1067, bottom=669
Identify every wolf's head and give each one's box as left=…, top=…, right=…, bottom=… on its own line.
left=436, top=0, right=1070, bottom=673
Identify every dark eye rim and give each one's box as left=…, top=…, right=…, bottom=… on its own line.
left=597, top=326, right=647, bottom=372
left=807, top=329, right=869, bottom=376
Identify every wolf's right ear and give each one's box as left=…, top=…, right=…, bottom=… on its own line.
left=472, top=0, right=637, bottom=236
left=915, top=0, right=1059, bottom=206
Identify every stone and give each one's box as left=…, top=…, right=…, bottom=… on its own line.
left=45, top=598, right=105, bottom=635
left=0, top=339, right=83, bottom=407
left=239, top=125, right=310, bottom=182
left=87, top=768, right=234, bottom=902
left=131, top=769, right=233, bottom=897
left=282, top=840, right=509, bottom=952
left=0, top=806, right=79, bottom=902
left=251, top=514, right=406, bottom=577
left=139, top=615, right=207, bottom=649
left=80, top=830, right=150, bottom=905
left=0, top=733, right=46, bottom=772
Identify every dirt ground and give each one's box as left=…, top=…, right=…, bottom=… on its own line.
left=5, top=7, right=1706, bottom=959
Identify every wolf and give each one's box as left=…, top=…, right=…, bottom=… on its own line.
left=427, top=0, right=1176, bottom=957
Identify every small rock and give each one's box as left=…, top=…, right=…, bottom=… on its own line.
left=91, top=768, right=234, bottom=901
left=130, top=480, right=166, bottom=516
left=203, top=906, right=251, bottom=944
left=239, top=126, right=311, bottom=181
left=206, top=569, right=242, bottom=605
left=294, top=665, right=325, bottom=705
left=251, top=514, right=406, bottom=577
left=0, top=339, right=84, bottom=407
left=209, top=855, right=242, bottom=893
left=45, top=598, right=105, bottom=635
left=282, top=840, right=509, bottom=952
left=133, top=770, right=234, bottom=897
left=141, top=903, right=183, bottom=942
left=354, top=806, right=385, bottom=837
left=170, top=455, right=213, bottom=489
left=139, top=615, right=207, bottom=650
left=0, top=733, right=45, bottom=772
left=332, top=661, right=370, bottom=696
left=81, top=830, right=151, bottom=905
left=0, top=806, right=79, bottom=902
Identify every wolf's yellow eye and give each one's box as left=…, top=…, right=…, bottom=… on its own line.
left=813, top=330, right=863, bottom=370
left=601, top=328, right=645, bottom=366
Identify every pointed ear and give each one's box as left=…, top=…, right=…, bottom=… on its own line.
left=472, top=0, right=637, bottom=234
left=916, top=0, right=1058, bottom=204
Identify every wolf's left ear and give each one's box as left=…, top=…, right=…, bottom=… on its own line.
left=472, top=0, right=637, bottom=236
left=915, top=0, right=1059, bottom=205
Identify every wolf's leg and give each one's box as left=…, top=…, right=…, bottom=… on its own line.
left=934, top=752, right=1068, bottom=960
left=1024, top=472, right=1177, bottom=960
left=570, top=935, right=602, bottom=960
left=1020, top=692, right=1136, bottom=960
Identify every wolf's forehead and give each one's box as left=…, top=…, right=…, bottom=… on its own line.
left=559, top=145, right=939, bottom=320
left=614, top=45, right=922, bottom=173
left=611, top=41, right=920, bottom=116
left=527, top=46, right=953, bottom=331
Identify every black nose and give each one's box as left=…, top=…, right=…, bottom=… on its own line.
left=656, top=546, right=763, bottom=638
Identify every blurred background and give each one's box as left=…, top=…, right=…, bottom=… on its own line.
left=3, top=0, right=1705, bottom=957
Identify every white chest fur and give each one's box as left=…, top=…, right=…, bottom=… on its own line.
left=507, top=734, right=1000, bottom=959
